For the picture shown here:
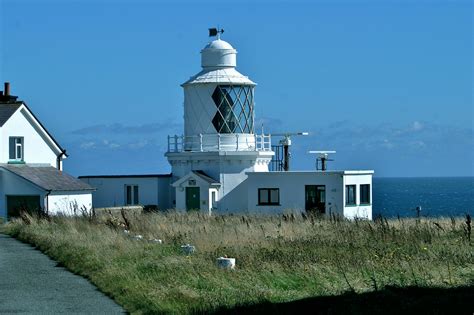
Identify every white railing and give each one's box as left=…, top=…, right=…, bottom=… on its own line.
left=167, top=133, right=272, bottom=153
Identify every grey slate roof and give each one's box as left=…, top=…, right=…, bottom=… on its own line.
left=79, top=174, right=172, bottom=179
left=192, top=170, right=220, bottom=185
left=0, top=103, right=21, bottom=126
left=0, top=164, right=95, bottom=191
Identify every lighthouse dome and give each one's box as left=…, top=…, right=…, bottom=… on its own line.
left=201, top=39, right=237, bottom=69
left=204, top=39, right=234, bottom=50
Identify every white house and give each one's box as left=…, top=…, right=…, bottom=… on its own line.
left=0, top=83, right=94, bottom=220
left=80, top=30, right=374, bottom=219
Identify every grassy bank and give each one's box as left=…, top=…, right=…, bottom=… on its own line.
left=2, top=212, right=473, bottom=314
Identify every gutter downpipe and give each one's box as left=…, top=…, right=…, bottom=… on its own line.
left=45, top=190, right=52, bottom=215
left=56, top=150, right=66, bottom=171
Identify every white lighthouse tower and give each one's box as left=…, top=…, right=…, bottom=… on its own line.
left=166, top=30, right=274, bottom=213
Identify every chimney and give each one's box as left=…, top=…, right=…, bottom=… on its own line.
left=4, top=82, right=10, bottom=96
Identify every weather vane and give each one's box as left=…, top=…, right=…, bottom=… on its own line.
left=209, top=27, right=224, bottom=39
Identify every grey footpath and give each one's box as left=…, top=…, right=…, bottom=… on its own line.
left=0, top=234, right=125, bottom=314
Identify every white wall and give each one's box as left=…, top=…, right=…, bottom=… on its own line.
left=0, top=107, right=59, bottom=167
left=47, top=192, right=93, bottom=215
left=244, top=171, right=373, bottom=218
left=246, top=172, right=344, bottom=215
left=343, top=174, right=373, bottom=220
left=80, top=176, right=172, bottom=209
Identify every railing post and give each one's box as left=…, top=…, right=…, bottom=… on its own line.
left=236, top=134, right=239, bottom=151
left=199, top=134, right=203, bottom=152
left=174, top=135, right=178, bottom=152
left=168, top=135, right=170, bottom=152
left=218, top=134, right=221, bottom=151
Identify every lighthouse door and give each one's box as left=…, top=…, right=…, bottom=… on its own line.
left=305, top=185, right=326, bottom=214
left=186, top=187, right=200, bottom=211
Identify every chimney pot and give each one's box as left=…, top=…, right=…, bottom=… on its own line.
left=4, top=82, right=10, bottom=96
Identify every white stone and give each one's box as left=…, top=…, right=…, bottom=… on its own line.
left=181, top=244, right=195, bottom=255
left=217, top=257, right=236, bottom=269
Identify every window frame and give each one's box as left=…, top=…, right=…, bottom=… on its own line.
left=125, top=184, right=139, bottom=206
left=258, top=188, right=280, bottom=206
left=360, top=184, right=371, bottom=205
left=9, top=137, right=24, bottom=161
left=345, top=185, right=356, bottom=206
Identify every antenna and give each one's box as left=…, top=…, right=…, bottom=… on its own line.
left=271, top=132, right=309, bottom=171
left=308, top=151, right=336, bottom=171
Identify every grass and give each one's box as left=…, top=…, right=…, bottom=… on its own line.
left=2, top=211, right=473, bottom=314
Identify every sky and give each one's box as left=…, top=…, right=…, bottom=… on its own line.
left=0, top=0, right=472, bottom=177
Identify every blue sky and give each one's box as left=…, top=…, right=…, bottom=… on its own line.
left=1, top=0, right=472, bottom=177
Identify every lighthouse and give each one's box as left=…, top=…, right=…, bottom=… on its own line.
left=81, top=29, right=374, bottom=220
left=166, top=30, right=274, bottom=212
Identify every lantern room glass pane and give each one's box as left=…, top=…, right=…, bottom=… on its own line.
left=212, top=85, right=254, bottom=134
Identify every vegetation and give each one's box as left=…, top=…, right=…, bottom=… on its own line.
left=2, top=211, right=473, bottom=314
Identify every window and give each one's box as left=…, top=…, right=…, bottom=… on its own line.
left=345, top=185, right=356, bottom=206
left=360, top=184, right=371, bottom=204
left=211, top=85, right=254, bottom=134
left=125, top=185, right=139, bottom=205
left=258, top=188, right=279, bottom=205
left=9, top=137, right=24, bottom=161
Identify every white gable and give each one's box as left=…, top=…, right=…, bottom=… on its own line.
left=0, top=104, right=64, bottom=167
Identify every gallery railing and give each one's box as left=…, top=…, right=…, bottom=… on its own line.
left=167, top=133, right=272, bottom=152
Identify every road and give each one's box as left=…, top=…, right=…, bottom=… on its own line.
left=0, top=234, right=124, bottom=314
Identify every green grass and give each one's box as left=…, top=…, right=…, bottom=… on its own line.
left=2, top=212, right=473, bottom=314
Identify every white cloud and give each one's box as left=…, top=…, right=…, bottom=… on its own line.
left=411, top=121, right=424, bottom=131
left=410, top=140, right=426, bottom=149
left=381, top=139, right=395, bottom=149
left=80, top=141, right=95, bottom=149
left=128, top=140, right=149, bottom=149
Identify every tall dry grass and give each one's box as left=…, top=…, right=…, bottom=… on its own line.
left=3, top=211, right=473, bottom=314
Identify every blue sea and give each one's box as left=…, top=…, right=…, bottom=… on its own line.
left=373, top=177, right=474, bottom=218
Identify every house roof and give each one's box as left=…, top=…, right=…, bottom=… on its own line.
left=0, top=164, right=95, bottom=192
left=0, top=103, right=21, bottom=126
left=172, top=170, right=220, bottom=187
left=79, top=174, right=172, bottom=179
left=0, top=101, right=67, bottom=156
left=192, top=171, right=220, bottom=184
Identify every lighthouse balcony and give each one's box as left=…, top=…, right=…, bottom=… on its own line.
left=167, top=133, right=272, bottom=153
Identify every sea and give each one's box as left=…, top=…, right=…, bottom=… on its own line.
left=373, top=177, right=474, bottom=218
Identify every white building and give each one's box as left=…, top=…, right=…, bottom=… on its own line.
left=0, top=83, right=94, bottom=220
left=79, top=174, right=172, bottom=209
left=81, top=31, right=374, bottom=219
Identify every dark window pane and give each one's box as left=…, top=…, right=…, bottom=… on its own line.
left=126, top=186, right=132, bottom=205
left=9, top=137, right=15, bottom=159
left=346, top=185, right=356, bottom=205
left=270, top=189, right=279, bottom=204
left=360, top=184, right=370, bottom=204
left=259, top=189, right=268, bottom=204
left=133, top=186, right=139, bottom=205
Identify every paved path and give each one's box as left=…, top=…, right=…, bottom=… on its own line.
left=0, top=234, right=124, bottom=314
